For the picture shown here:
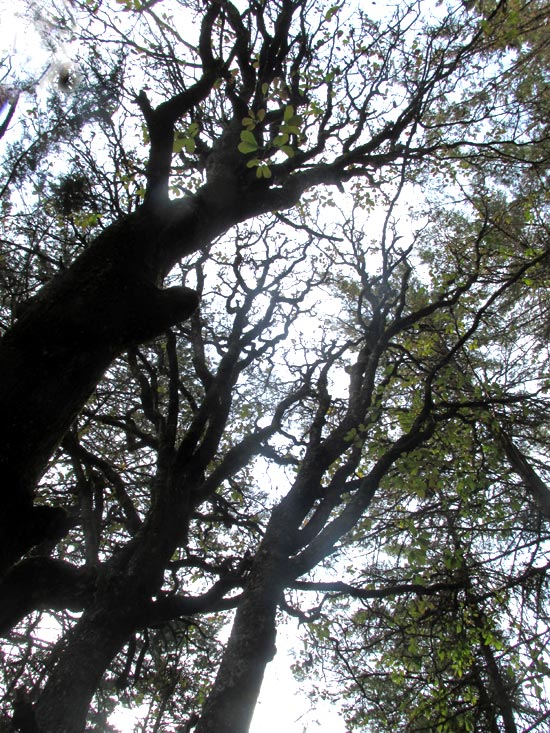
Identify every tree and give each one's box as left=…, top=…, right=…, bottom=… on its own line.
left=0, top=0, right=549, bottom=731
left=294, top=416, right=550, bottom=732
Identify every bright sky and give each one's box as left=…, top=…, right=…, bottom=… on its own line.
left=251, top=626, right=347, bottom=733
left=1, top=1, right=49, bottom=69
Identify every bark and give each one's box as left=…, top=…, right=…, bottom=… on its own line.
left=33, top=606, right=135, bottom=733
left=194, top=507, right=296, bottom=733
left=0, top=172, right=306, bottom=727
left=28, top=458, right=216, bottom=730
left=0, top=558, right=93, bottom=636
left=498, top=430, right=550, bottom=519
left=29, top=552, right=169, bottom=730
left=0, top=200, right=207, bottom=571
left=194, top=557, right=283, bottom=733
left=0, top=94, right=18, bottom=140
left=0, top=165, right=313, bottom=575
left=0, top=206, right=200, bottom=573
left=472, top=662, right=502, bottom=733
left=467, top=581, right=519, bottom=733
left=478, top=640, right=518, bottom=733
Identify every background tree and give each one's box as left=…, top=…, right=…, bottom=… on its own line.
left=0, top=0, right=549, bottom=731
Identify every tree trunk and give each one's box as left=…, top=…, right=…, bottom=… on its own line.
left=497, top=430, right=550, bottom=519
left=18, top=461, right=190, bottom=730
left=0, top=208, right=199, bottom=573
left=194, top=508, right=297, bottom=733
left=478, top=640, right=518, bottom=733
left=194, top=567, right=283, bottom=733
left=33, top=605, right=136, bottom=733
left=0, top=176, right=303, bottom=574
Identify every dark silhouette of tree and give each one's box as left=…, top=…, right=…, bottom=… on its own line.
left=0, top=1, right=549, bottom=731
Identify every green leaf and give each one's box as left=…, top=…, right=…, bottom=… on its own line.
left=283, top=105, right=295, bottom=121
left=273, top=134, right=289, bottom=147
left=172, top=137, right=187, bottom=154
left=286, top=114, right=302, bottom=127
left=238, top=141, right=258, bottom=154
left=279, top=123, right=300, bottom=135
left=240, top=130, right=257, bottom=144
left=238, top=130, right=258, bottom=154
left=173, top=122, right=199, bottom=154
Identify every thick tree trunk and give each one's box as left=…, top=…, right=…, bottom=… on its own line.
left=194, top=566, right=283, bottom=733
left=29, top=476, right=192, bottom=731
left=33, top=607, right=133, bottom=733
left=0, top=208, right=199, bottom=573
left=0, top=176, right=303, bottom=574
left=194, top=507, right=298, bottom=733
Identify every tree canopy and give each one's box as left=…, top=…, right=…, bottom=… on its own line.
left=0, top=0, right=549, bottom=731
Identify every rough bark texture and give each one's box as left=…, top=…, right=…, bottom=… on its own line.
left=194, top=508, right=297, bottom=733
left=194, top=562, right=282, bottom=733
left=34, top=610, right=131, bottom=733
left=30, top=484, right=192, bottom=731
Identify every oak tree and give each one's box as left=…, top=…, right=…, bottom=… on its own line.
left=0, top=1, right=549, bottom=731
